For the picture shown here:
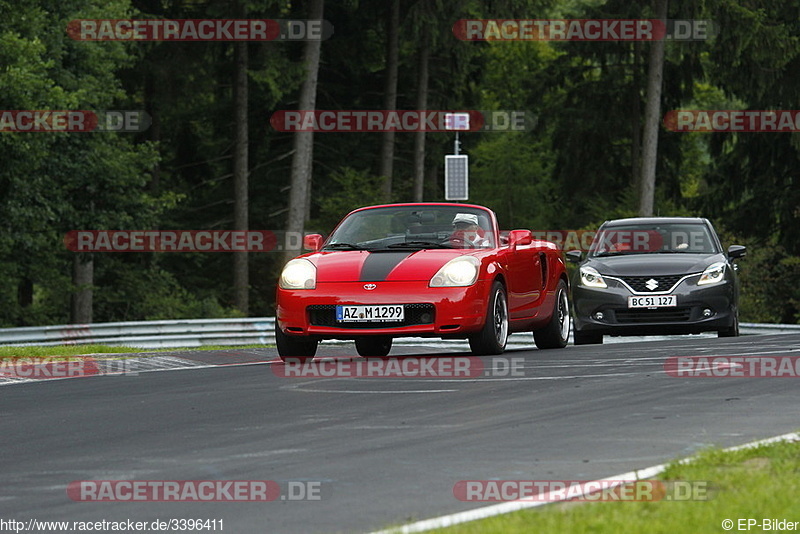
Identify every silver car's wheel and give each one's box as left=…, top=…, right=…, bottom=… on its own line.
left=718, top=310, right=739, bottom=337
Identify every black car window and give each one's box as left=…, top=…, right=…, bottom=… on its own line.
left=589, top=223, right=719, bottom=256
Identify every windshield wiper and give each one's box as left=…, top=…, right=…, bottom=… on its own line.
left=386, top=241, right=453, bottom=249
left=323, top=242, right=369, bottom=251
left=593, top=251, right=628, bottom=257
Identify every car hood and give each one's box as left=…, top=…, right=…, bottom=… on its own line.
left=305, top=249, right=476, bottom=282
left=585, top=253, right=725, bottom=276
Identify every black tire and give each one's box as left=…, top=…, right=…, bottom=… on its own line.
left=468, top=281, right=509, bottom=356
left=718, top=310, right=739, bottom=338
left=355, top=336, right=393, bottom=357
left=533, top=280, right=570, bottom=349
left=275, top=323, right=318, bottom=362
left=574, top=330, right=603, bottom=345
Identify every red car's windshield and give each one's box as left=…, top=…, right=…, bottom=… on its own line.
left=325, top=206, right=495, bottom=250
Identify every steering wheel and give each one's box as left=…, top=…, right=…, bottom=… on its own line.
left=446, top=236, right=475, bottom=249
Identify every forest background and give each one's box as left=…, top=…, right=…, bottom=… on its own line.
left=1, top=0, right=798, bottom=327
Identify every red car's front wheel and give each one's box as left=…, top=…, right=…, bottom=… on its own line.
left=355, top=336, right=393, bottom=357
left=276, top=323, right=318, bottom=362
left=468, top=281, right=508, bottom=355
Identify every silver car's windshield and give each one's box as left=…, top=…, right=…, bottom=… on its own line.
left=325, top=206, right=495, bottom=250
left=588, top=223, right=719, bottom=257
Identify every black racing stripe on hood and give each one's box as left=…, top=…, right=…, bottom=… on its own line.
left=360, top=252, right=413, bottom=282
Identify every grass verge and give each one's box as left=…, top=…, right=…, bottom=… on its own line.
left=427, top=437, right=800, bottom=534
left=0, top=344, right=272, bottom=360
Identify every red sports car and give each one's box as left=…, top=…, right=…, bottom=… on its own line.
left=275, top=203, right=570, bottom=360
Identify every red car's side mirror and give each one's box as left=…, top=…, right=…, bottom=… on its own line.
left=303, top=234, right=323, bottom=252
left=508, top=229, right=533, bottom=249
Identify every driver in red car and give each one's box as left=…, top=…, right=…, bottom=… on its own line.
left=451, top=213, right=491, bottom=248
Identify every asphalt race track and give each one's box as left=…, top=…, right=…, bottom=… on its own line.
left=2, top=334, right=799, bottom=533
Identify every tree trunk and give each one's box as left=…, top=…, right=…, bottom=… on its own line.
left=379, top=0, right=400, bottom=201
left=71, top=254, right=93, bottom=324
left=638, top=0, right=668, bottom=216
left=283, top=0, right=325, bottom=267
left=145, top=71, right=161, bottom=195
left=233, top=38, right=249, bottom=314
left=412, top=24, right=430, bottom=202
left=17, top=278, right=32, bottom=309
left=17, top=277, right=33, bottom=325
left=631, top=40, right=642, bottom=189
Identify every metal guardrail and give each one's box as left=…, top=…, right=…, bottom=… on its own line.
left=739, top=322, right=800, bottom=335
left=0, top=318, right=276, bottom=349
left=0, top=319, right=796, bottom=350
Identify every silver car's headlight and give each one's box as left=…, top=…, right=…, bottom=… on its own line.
left=430, top=256, right=480, bottom=287
left=698, top=262, right=726, bottom=286
left=280, top=258, right=317, bottom=289
left=579, top=266, right=607, bottom=289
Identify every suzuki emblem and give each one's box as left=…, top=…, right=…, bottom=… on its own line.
left=645, top=278, right=659, bottom=291
left=363, top=283, right=377, bottom=290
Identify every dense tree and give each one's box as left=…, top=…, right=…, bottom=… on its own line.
left=0, top=0, right=798, bottom=326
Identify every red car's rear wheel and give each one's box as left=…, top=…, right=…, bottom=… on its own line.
left=533, top=280, right=570, bottom=349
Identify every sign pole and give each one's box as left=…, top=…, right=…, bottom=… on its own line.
left=444, top=113, right=469, bottom=201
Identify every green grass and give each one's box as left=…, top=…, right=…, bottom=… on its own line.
left=425, top=437, right=800, bottom=534
left=0, top=344, right=273, bottom=360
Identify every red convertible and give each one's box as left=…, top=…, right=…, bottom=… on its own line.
left=275, top=203, right=570, bottom=360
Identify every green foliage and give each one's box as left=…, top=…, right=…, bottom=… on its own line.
left=89, top=257, right=243, bottom=322
left=1, top=0, right=799, bottom=325
left=426, top=439, right=800, bottom=534
left=713, top=226, right=800, bottom=323
left=468, top=132, right=557, bottom=230
left=313, top=167, right=387, bottom=232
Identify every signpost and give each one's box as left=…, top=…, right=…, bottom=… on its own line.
left=444, top=113, right=470, bottom=200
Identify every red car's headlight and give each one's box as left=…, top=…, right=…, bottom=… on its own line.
left=280, top=258, right=316, bottom=289
left=430, top=256, right=480, bottom=287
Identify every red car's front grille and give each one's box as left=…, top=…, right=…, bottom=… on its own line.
left=307, top=303, right=435, bottom=329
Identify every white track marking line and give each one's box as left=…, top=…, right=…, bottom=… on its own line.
left=2, top=338, right=798, bottom=387
left=367, top=431, right=800, bottom=534
left=285, top=387, right=458, bottom=394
